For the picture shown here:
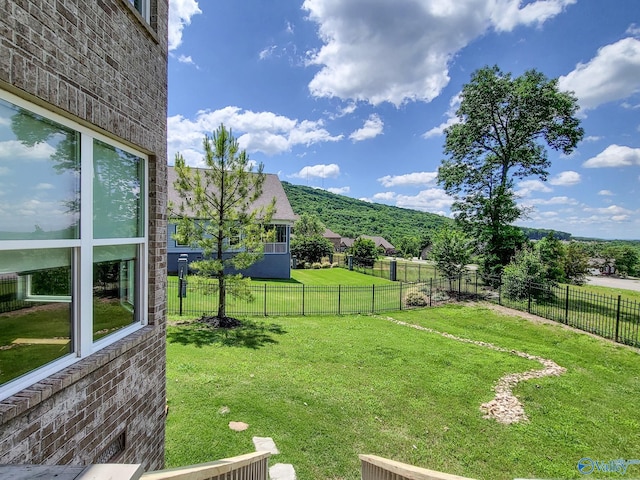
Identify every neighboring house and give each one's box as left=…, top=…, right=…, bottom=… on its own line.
left=322, top=228, right=342, bottom=251
left=339, top=237, right=355, bottom=252
left=0, top=0, right=168, bottom=472
left=167, top=166, right=297, bottom=279
left=360, top=235, right=397, bottom=256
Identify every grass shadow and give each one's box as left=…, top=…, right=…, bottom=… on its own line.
left=167, top=319, right=287, bottom=349
left=252, top=277, right=302, bottom=284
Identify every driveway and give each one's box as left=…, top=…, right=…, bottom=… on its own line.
left=586, top=275, right=640, bottom=292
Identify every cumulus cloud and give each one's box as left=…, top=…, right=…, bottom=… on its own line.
left=378, top=171, right=438, bottom=188
left=598, top=190, right=614, bottom=196
left=529, top=196, right=579, bottom=206
left=349, top=114, right=384, bottom=142
left=627, top=23, right=640, bottom=36
left=583, top=144, right=640, bottom=168
left=259, top=45, right=277, bottom=60
left=177, top=54, right=196, bottom=66
left=290, top=164, right=340, bottom=179
left=516, top=179, right=552, bottom=197
left=0, top=140, right=56, bottom=161
left=303, top=0, right=574, bottom=106
left=168, top=107, right=343, bottom=164
left=423, top=93, right=462, bottom=138
left=372, top=192, right=397, bottom=201
left=584, top=135, right=603, bottom=142
left=585, top=204, right=634, bottom=217
left=326, top=186, right=350, bottom=195
left=169, top=0, right=202, bottom=51
left=550, top=170, right=581, bottom=186
left=394, top=188, right=454, bottom=215
left=558, top=37, right=640, bottom=110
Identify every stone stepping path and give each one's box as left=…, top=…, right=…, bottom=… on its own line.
left=380, top=315, right=567, bottom=424
left=251, top=436, right=295, bottom=480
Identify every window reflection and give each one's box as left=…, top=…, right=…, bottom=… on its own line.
left=0, top=99, right=80, bottom=240
left=0, top=249, right=73, bottom=385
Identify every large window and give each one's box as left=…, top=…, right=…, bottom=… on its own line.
left=0, top=92, right=147, bottom=400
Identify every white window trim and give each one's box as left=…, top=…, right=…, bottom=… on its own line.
left=0, top=89, right=149, bottom=401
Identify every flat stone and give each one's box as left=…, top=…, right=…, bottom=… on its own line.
left=269, top=463, right=296, bottom=480
left=252, top=436, right=279, bottom=454
left=228, top=421, right=249, bottom=431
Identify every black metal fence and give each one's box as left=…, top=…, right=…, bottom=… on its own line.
left=167, top=276, right=463, bottom=318
left=332, top=254, right=440, bottom=282
left=0, top=276, right=28, bottom=314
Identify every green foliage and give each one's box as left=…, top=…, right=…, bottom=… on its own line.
left=293, top=213, right=325, bottom=238
left=536, top=233, right=566, bottom=283
left=290, top=235, right=333, bottom=264
left=350, top=238, right=378, bottom=267
left=429, top=228, right=473, bottom=289
left=438, top=66, right=583, bottom=276
left=602, top=244, right=639, bottom=276
left=281, top=181, right=451, bottom=244
left=563, top=242, right=589, bottom=285
left=170, top=124, right=275, bottom=318
left=502, top=247, right=548, bottom=301
left=395, top=235, right=421, bottom=258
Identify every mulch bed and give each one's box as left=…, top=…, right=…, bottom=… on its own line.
left=198, top=315, right=243, bottom=329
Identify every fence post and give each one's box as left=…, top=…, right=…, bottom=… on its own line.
left=399, top=282, right=403, bottom=310
left=178, top=277, right=183, bottom=316
left=615, top=295, right=621, bottom=343
left=458, top=274, right=462, bottom=301
left=564, top=285, right=569, bottom=324
left=475, top=272, right=478, bottom=300
left=372, top=284, right=375, bottom=313
left=498, top=281, right=502, bottom=305
left=338, top=284, right=341, bottom=315
left=264, top=284, right=267, bottom=316
left=302, top=284, right=305, bottom=316
left=527, top=281, right=532, bottom=313
left=429, top=278, right=433, bottom=307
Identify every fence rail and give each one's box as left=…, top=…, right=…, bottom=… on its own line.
left=168, top=277, right=455, bottom=317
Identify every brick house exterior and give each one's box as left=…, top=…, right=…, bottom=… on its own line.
left=0, top=0, right=168, bottom=471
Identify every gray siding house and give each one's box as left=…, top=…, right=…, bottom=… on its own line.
left=167, top=166, right=297, bottom=279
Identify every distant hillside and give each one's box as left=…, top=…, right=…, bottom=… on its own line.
left=282, top=182, right=573, bottom=245
left=281, top=182, right=451, bottom=244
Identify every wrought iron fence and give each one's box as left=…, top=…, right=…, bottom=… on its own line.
left=166, top=276, right=465, bottom=318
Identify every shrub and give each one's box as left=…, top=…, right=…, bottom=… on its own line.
left=331, top=262, right=338, bottom=268
left=405, top=291, right=427, bottom=307
left=321, top=261, right=331, bottom=269
left=312, top=262, right=322, bottom=269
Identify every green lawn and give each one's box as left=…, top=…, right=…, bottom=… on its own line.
left=289, top=268, right=393, bottom=285
left=165, top=304, right=640, bottom=479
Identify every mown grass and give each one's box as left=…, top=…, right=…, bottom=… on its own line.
left=165, top=304, right=640, bottom=480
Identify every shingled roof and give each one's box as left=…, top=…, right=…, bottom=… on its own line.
left=167, top=166, right=296, bottom=222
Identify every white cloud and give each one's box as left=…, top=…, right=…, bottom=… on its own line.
left=286, top=21, right=294, bottom=35
left=259, top=45, right=277, bottom=60
left=558, top=37, right=640, bottom=110
left=303, top=0, right=573, bottom=106
left=349, top=114, right=384, bottom=142
left=394, top=188, right=454, bottom=214
left=585, top=204, right=634, bottom=217
left=598, top=190, right=614, bottom=196
left=290, top=164, right=340, bottom=179
left=177, top=54, right=196, bottom=66
left=627, top=23, right=640, bottom=36
left=326, top=186, right=350, bottom=195
left=0, top=140, right=56, bottom=161
left=423, top=93, right=462, bottom=138
left=516, top=179, right=552, bottom=197
left=372, top=192, right=397, bottom=201
left=168, top=107, right=343, bottom=163
left=550, top=170, right=581, bottom=186
left=584, top=135, right=603, bottom=142
left=34, top=183, right=54, bottom=190
left=583, top=144, right=640, bottom=168
left=378, top=171, right=438, bottom=188
left=528, top=196, right=578, bottom=205
left=168, top=0, right=202, bottom=51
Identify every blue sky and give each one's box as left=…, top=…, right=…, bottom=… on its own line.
left=167, top=0, right=640, bottom=240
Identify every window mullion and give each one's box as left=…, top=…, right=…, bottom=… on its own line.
left=78, top=134, right=94, bottom=357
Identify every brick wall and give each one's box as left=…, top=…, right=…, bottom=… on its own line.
left=0, top=0, right=168, bottom=471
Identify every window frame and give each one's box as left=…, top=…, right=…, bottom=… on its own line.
left=0, top=89, right=148, bottom=401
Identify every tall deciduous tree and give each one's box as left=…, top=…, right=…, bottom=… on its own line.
left=171, top=124, right=275, bottom=319
left=429, top=228, right=473, bottom=290
left=294, top=213, right=325, bottom=238
left=437, top=66, right=583, bottom=278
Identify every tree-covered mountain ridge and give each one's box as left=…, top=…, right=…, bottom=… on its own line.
left=281, top=181, right=572, bottom=245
